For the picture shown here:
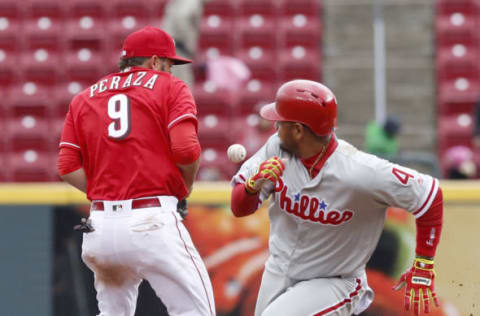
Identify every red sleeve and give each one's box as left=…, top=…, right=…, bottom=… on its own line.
left=167, top=79, right=198, bottom=131
left=231, top=183, right=260, bottom=217
left=169, top=120, right=201, bottom=165
left=59, top=104, right=81, bottom=150
left=57, top=147, right=82, bottom=176
left=415, top=187, right=443, bottom=258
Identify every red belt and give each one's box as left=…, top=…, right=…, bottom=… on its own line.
left=91, top=197, right=161, bottom=211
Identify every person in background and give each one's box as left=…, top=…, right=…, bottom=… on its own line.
left=443, top=145, right=477, bottom=179
left=365, top=116, right=402, bottom=157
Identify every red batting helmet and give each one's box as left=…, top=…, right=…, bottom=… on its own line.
left=260, top=80, right=337, bottom=136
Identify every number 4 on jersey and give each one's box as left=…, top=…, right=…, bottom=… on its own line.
left=392, top=167, right=414, bottom=185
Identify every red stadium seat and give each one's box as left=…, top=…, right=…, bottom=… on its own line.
left=52, top=81, right=86, bottom=119
left=65, top=47, right=107, bottom=84
left=437, top=113, right=475, bottom=153
left=237, top=79, right=276, bottom=114
left=198, top=148, right=237, bottom=181
left=235, top=46, right=277, bottom=80
left=5, top=150, right=56, bottom=182
left=278, top=14, right=322, bottom=48
left=64, top=2, right=107, bottom=51
left=236, top=15, right=277, bottom=48
left=193, top=81, right=238, bottom=116
left=6, top=83, right=52, bottom=118
left=108, top=0, right=150, bottom=50
left=436, top=0, right=479, bottom=15
left=438, top=77, right=480, bottom=115
left=278, top=46, right=322, bottom=82
left=203, top=0, right=236, bottom=17
left=436, top=43, right=479, bottom=80
left=198, top=16, right=235, bottom=56
left=23, top=1, right=64, bottom=49
left=20, top=48, right=62, bottom=84
left=5, top=116, right=52, bottom=152
left=0, top=45, right=19, bottom=86
left=436, top=12, right=478, bottom=45
left=197, top=114, right=235, bottom=149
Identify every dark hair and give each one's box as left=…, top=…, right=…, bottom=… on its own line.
left=118, top=57, right=149, bottom=71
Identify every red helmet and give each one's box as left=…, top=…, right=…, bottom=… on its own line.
left=260, top=80, right=337, bottom=136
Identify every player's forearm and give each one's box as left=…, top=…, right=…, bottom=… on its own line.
left=177, top=158, right=200, bottom=195
left=230, top=183, right=260, bottom=217
left=415, top=188, right=443, bottom=258
left=60, top=168, right=87, bottom=193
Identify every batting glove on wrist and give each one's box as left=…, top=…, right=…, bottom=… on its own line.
left=393, top=257, right=440, bottom=315
left=245, top=156, right=285, bottom=194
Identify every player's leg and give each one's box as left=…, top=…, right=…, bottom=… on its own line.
left=260, top=277, right=366, bottom=316
left=254, top=268, right=291, bottom=316
left=81, top=213, right=143, bottom=316
left=140, top=212, right=215, bottom=316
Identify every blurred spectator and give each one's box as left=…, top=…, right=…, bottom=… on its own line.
left=473, top=99, right=480, bottom=149
left=206, top=56, right=251, bottom=91
left=364, top=116, right=402, bottom=157
left=444, top=145, right=477, bottom=179
left=162, top=0, right=208, bottom=86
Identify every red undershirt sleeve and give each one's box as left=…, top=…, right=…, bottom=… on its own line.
left=415, top=187, right=443, bottom=258
left=57, top=147, right=82, bottom=176
left=169, top=119, right=201, bottom=165
left=231, top=183, right=260, bottom=217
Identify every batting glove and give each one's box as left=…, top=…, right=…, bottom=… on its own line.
left=245, top=156, right=285, bottom=194
left=393, top=257, right=440, bottom=315
left=177, top=199, right=188, bottom=220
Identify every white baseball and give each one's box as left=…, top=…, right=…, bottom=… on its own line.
left=227, top=144, right=247, bottom=163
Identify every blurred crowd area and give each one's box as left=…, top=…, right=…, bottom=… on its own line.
left=0, top=0, right=479, bottom=182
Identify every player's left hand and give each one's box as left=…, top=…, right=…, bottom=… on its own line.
left=393, top=257, right=440, bottom=315
left=177, top=199, right=188, bottom=220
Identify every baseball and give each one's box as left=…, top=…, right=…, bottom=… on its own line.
left=227, top=144, right=247, bottom=163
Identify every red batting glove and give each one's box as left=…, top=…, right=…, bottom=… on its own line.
left=245, top=156, right=285, bottom=194
left=393, top=258, right=440, bottom=315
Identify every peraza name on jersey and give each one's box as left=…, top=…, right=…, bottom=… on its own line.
left=274, top=178, right=354, bottom=225
left=90, top=71, right=159, bottom=98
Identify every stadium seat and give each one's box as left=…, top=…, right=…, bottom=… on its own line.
left=0, top=45, right=19, bottom=86
left=20, top=48, right=62, bottom=84
left=203, top=0, right=236, bottom=17
left=278, top=46, right=322, bottom=82
left=436, top=44, right=479, bottom=80
left=23, top=0, right=63, bottom=49
left=237, top=79, right=276, bottom=114
left=65, top=47, right=107, bottom=84
left=198, top=148, right=237, bottom=181
left=235, top=45, right=277, bottom=80
left=5, top=116, right=52, bottom=152
left=52, top=81, right=85, bottom=119
left=438, top=78, right=480, bottom=115
left=64, top=1, right=107, bottom=51
left=6, top=83, right=52, bottom=118
left=5, top=150, right=56, bottom=182
left=437, top=113, right=475, bottom=153
left=193, top=81, right=238, bottom=116
left=436, top=12, right=478, bottom=45
left=108, top=0, right=150, bottom=50
left=236, top=14, right=277, bottom=48
left=278, top=14, right=322, bottom=48
left=197, top=114, right=235, bottom=149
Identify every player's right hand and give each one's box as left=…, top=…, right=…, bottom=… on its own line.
left=245, top=156, right=285, bottom=194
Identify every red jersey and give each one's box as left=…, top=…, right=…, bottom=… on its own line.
left=60, top=67, right=198, bottom=201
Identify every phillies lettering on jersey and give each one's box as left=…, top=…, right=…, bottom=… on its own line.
left=274, top=178, right=354, bottom=225
left=232, top=134, right=439, bottom=280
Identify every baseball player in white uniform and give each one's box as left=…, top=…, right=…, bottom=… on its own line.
left=230, top=80, right=443, bottom=315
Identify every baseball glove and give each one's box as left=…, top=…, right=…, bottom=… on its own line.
left=73, top=218, right=95, bottom=233
left=177, top=199, right=188, bottom=220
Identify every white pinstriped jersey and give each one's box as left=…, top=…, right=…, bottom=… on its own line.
left=232, top=134, right=438, bottom=280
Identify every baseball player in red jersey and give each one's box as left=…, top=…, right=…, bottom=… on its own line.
left=57, top=26, right=215, bottom=316
left=230, top=80, right=443, bottom=316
